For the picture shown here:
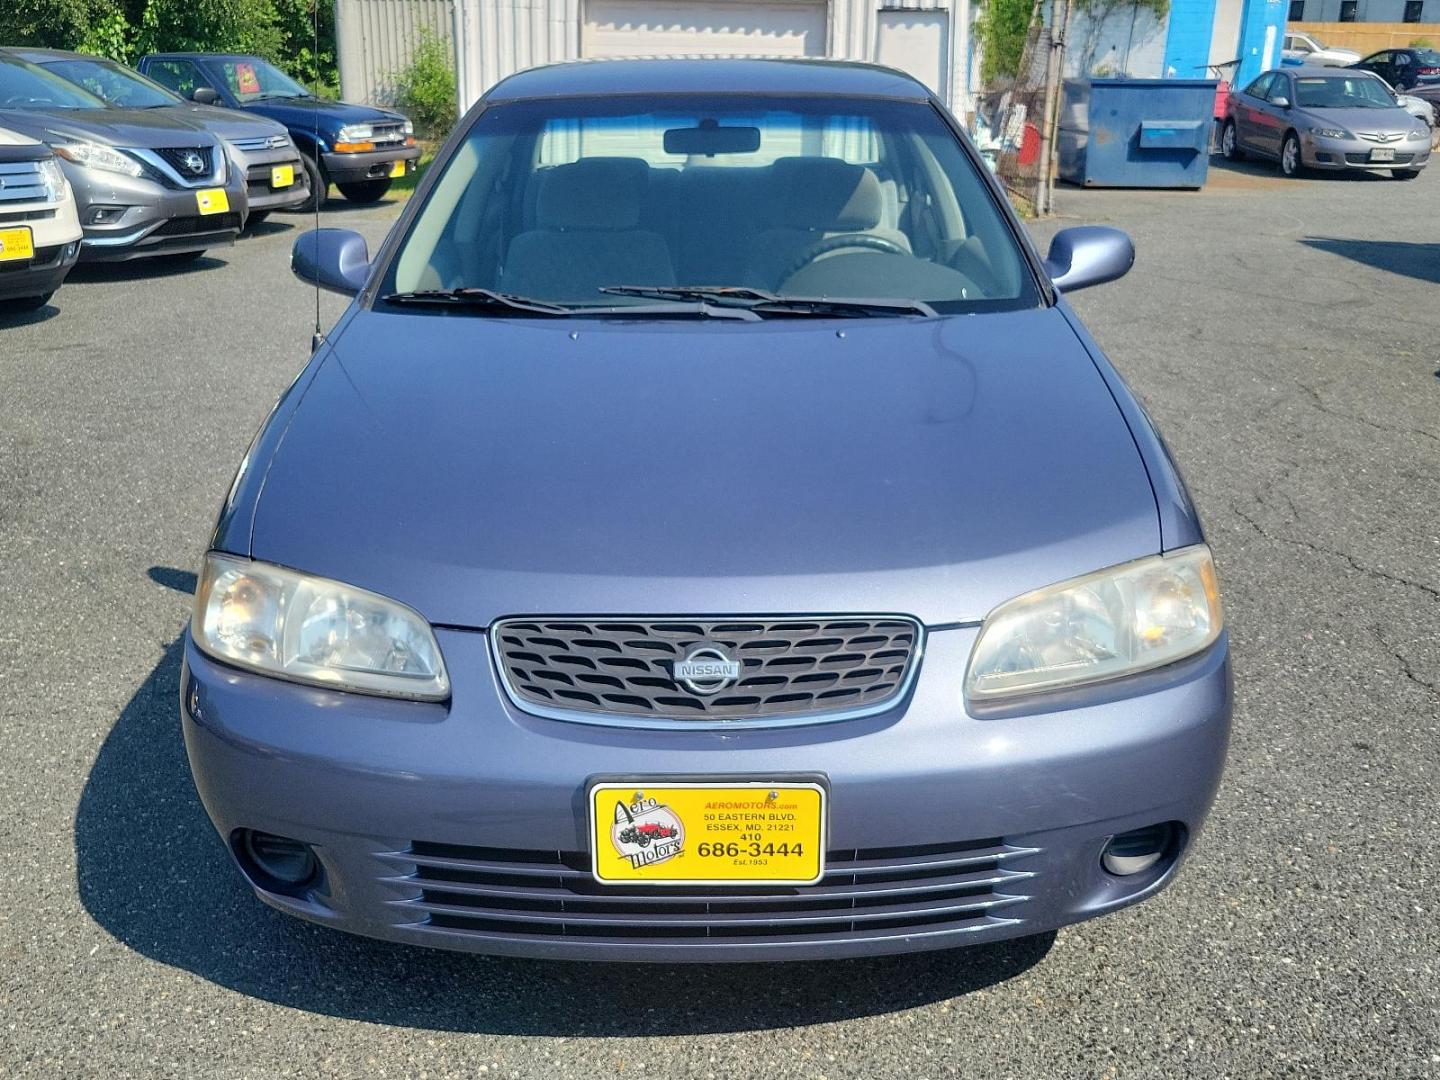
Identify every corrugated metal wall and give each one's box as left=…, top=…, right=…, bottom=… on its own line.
left=335, top=0, right=454, bottom=103
left=337, top=0, right=972, bottom=115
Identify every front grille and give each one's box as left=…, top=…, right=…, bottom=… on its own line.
left=493, top=617, right=922, bottom=725
left=383, top=839, right=1036, bottom=942
left=0, top=160, right=48, bottom=204
left=152, top=212, right=242, bottom=236
left=231, top=133, right=291, bottom=153
left=1345, top=152, right=1414, bottom=165
left=154, top=146, right=214, bottom=179
left=371, top=122, right=408, bottom=146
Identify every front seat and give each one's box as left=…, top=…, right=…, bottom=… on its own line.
left=743, top=157, right=911, bottom=291
left=500, top=158, right=675, bottom=301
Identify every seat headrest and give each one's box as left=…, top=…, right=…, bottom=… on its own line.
left=536, top=157, right=649, bottom=230
left=771, top=157, right=884, bottom=231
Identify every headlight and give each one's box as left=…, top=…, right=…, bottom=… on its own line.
left=193, top=552, right=450, bottom=700
left=1308, top=126, right=1350, bottom=140
left=37, top=157, right=70, bottom=200
left=401, top=119, right=414, bottom=136
left=51, top=140, right=143, bottom=177
left=1411, top=126, right=1430, bottom=139
left=964, top=545, right=1223, bottom=703
left=336, top=123, right=374, bottom=143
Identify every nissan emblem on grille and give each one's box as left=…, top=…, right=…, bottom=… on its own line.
left=672, top=646, right=741, bottom=695
left=180, top=151, right=205, bottom=174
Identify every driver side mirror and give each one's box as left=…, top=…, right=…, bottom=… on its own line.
left=292, top=229, right=370, bottom=296
left=1271, top=95, right=1291, bottom=109
left=190, top=87, right=220, bottom=105
left=1044, top=226, right=1134, bottom=293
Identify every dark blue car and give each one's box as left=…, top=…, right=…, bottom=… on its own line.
left=137, top=52, right=419, bottom=210
left=183, top=59, right=1231, bottom=962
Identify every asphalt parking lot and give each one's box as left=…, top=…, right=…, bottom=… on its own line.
left=2, top=161, right=1437, bottom=1078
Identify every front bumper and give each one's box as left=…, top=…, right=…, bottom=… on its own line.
left=67, top=170, right=247, bottom=262
left=181, top=625, right=1231, bottom=962
left=237, top=147, right=310, bottom=213
left=0, top=240, right=80, bottom=301
left=321, top=145, right=420, bottom=184
left=1303, top=132, right=1431, bottom=171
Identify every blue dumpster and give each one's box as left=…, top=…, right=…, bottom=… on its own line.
left=1057, top=78, right=1218, bottom=189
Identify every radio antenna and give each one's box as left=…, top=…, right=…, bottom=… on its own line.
left=310, top=0, right=324, bottom=353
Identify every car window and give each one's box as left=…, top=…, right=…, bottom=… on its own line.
left=386, top=94, right=1037, bottom=314
left=1416, top=48, right=1440, bottom=64
left=1395, top=52, right=1412, bottom=66
left=1243, top=74, right=1275, bottom=97
left=41, top=58, right=179, bottom=108
left=1294, top=75, right=1397, bottom=108
left=1265, top=76, right=1292, bottom=102
left=145, top=59, right=204, bottom=97
left=1367, top=52, right=1392, bottom=65
left=212, top=58, right=307, bottom=102
left=0, top=54, right=108, bottom=110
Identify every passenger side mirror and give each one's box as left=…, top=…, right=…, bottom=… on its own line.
left=1044, top=226, right=1134, bottom=293
left=1271, top=95, right=1291, bottom=109
left=191, top=87, right=220, bottom=105
left=292, top=229, right=370, bottom=296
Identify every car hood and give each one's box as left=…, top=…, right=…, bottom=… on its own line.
left=1297, top=105, right=1416, bottom=130
left=248, top=307, right=1161, bottom=627
left=0, top=106, right=219, bottom=147
left=242, top=95, right=406, bottom=132
left=160, top=103, right=288, bottom=139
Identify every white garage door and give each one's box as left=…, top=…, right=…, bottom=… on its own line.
left=582, top=0, right=828, bottom=59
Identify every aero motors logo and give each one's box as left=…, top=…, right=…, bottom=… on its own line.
left=611, top=794, right=685, bottom=870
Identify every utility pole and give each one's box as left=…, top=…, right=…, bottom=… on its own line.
left=1035, top=0, right=1071, bottom=215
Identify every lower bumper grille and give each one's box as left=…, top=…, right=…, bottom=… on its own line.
left=153, top=213, right=242, bottom=237
left=1345, top=152, right=1415, bottom=165
left=382, top=839, right=1037, bottom=942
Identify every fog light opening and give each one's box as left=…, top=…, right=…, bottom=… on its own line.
left=1101, top=822, right=1179, bottom=877
left=235, top=829, right=320, bottom=892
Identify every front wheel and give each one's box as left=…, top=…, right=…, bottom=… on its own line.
left=1221, top=119, right=1245, bottom=161
left=1393, top=168, right=1422, bottom=180
left=1280, top=132, right=1304, bottom=177
left=292, top=153, right=326, bottom=213
left=336, top=178, right=392, bottom=204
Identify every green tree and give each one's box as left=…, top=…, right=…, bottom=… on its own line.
left=974, top=0, right=1037, bottom=83
left=390, top=28, right=456, bottom=139
left=135, top=0, right=284, bottom=62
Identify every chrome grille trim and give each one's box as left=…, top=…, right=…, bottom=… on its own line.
left=380, top=840, right=1038, bottom=942
left=0, top=161, right=48, bottom=204
left=490, top=615, right=924, bottom=729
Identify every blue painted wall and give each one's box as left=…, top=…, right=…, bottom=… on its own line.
left=1163, top=0, right=1222, bottom=77
left=1233, top=0, right=1288, bottom=86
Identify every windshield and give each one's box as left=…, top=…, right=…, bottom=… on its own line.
left=1413, top=48, right=1440, bottom=65
left=213, top=57, right=307, bottom=102
left=1295, top=75, right=1397, bottom=109
left=41, top=58, right=179, bottom=108
left=386, top=94, right=1037, bottom=314
left=0, top=55, right=107, bottom=110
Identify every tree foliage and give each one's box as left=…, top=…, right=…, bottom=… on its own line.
left=974, top=0, right=1037, bottom=84
left=390, top=27, right=455, bottom=139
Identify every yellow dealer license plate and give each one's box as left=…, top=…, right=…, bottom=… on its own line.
left=0, top=226, right=34, bottom=262
left=389, top=159, right=407, bottom=179
left=590, top=781, right=826, bottom=886
left=195, top=188, right=229, bottom=215
left=271, top=163, right=295, bottom=188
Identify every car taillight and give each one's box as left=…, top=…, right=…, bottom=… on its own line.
left=1420, top=67, right=1440, bottom=75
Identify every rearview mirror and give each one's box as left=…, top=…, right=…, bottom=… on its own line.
left=292, top=229, right=370, bottom=296
left=663, top=119, right=762, bottom=156
left=1043, top=226, right=1134, bottom=293
left=191, top=87, right=220, bottom=105
left=1271, top=95, right=1291, bottom=108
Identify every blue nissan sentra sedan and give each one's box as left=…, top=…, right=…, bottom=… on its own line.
left=182, top=58, right=1231, bottom=962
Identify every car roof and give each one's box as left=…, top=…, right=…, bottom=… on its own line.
left=144, top=52, right=258, bottom=62
left=1276, top=64, right=1375, bottom=77
left=485, top=58, right=931, bottom=102
left=1, top=47, right=93, bottom=62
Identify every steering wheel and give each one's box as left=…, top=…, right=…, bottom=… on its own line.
left=783, top=233, right=909, bottom=280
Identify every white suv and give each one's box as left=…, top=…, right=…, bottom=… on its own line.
left=1282, top=32, right=1362, bottom=68
left=0, top=126, right=82, bottom=314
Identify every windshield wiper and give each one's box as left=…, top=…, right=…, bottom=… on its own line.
left=381, top=288, right=573, bottom=316
left=599, top=285, right=938, bottom=318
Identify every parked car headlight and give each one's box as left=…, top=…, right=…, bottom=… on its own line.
left=1308, top=126, right=1350, bottom=140
left=402, top=119, right=414, bottom=135
left=336, top=123, right=374, bottom=143
left=1410, top=125, right=1429, bottom=139
left=964, top=545, right=1223, bottom=703
left=51, top=140, right=143, bottom=178
left=193, top=552, right=450, bottom=700
left=37, top=157, right=70, bottom=201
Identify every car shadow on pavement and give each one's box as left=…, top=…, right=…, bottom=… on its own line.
left=1207, top=156, right=1393, bottom=183
left=68, top=255, right=228, bottom=283
left=75, top=598, right=1055, bottom=1035
left=0, top=303, right=60, bottom=328
left=1300, top=236, right=1440, bottom=285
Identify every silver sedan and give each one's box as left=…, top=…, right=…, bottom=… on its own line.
left=1222, top=65, right=1430, bottom=179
